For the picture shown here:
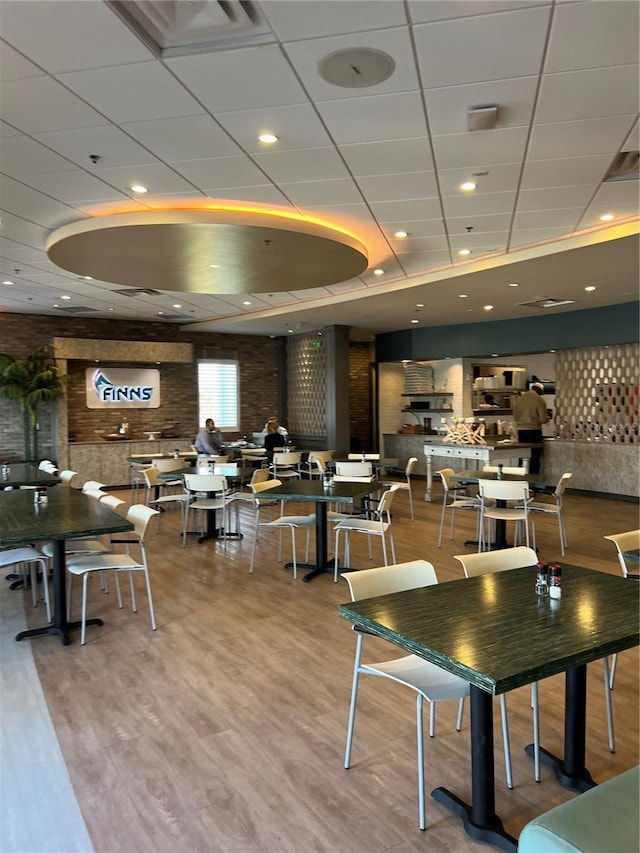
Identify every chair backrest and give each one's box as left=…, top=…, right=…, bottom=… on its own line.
left=250, top=467, right=271, bottom=486
left=554, top=471, right=572, bottom=497
left=479, top=479, right=530, bottom=502
left=604, top=530, right=640, bottom=578
left=343, top=560, right=438, bottom=601
left=436, top=467, right=456, bottom=493
left=58, top=469, right=78, bottom=484
left=347, top=453, right=380, bottom=461
left=251, top=478, right=282, bottom=495
left=214, top=463, right=238, bottom=476
left=152, top=457, right=187, bottom=474
left=126, top=503, right=159, bottom=541
left=84, top=488, right=107, bottom=500
left=184, top=473, right=228, bottom=494
left=376, top=486, right=399, bottom=517
left=483, top=465, right=527, bottom=476
left=454, top=546, right=538, bottom=578
left=309, top=450, right=334, bottom=464
left=82, top=480, right=106, bottom=494
left=38, top=459, right=55, bottom=471
left=143, top=466, right=161, bottom=487
left=191, top=444, right=199, bottom=453
left=99, top=494, right=128, bottom=515
left=335, top=461, right=373, bottom=477
left=405, top=456, right=418, bottom=476
left=272, top=451, right=301, bottom=466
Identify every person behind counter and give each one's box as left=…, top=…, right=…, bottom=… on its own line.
left=513, top=382, right=549, bottom=474
left=194, top=418, right=225, bottom=456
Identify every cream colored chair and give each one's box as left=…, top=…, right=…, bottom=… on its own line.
left=82, top=480, right=106, bottom=494
left=66, top=504, right=159, bottom=644
left=270, top=451, right=302, bottom=480
left=529, top=472, right=572, bottom=556
left=378, top=456, right=418, bottom=520
left=249, top=480, right=314, bottom=579
left=478, top=479, right=531, bottom=551
left=347, top=453, right=380, bottom=461
left=0, top=547, right=51, bottom=622
left=483, top=465, right=528, bottom=476
left=342, top=560, right=510, bottom=830
left=182, top=473, right=239, bottom=544
left=333, top=461, right=373, bottom=482
left=333, top=486, right=398, bottom=579
left=305, top=450, right=334, bottom=478
left=436, top=468, right=481, bottom=547
left=603, top=529, right=640, bottom=689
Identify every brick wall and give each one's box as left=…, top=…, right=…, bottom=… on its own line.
left=349, top=342, right=373, bottom=451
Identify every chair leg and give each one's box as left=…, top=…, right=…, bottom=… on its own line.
left=80, top=573, right=89, bottom=645
left=416, top=694, right=426, bottom=831
left=609, top=653, right=618, bottom=689
left=407, top=483, right=414, bottom=521
left=290, top=527, right=297, bottom=580
left=499, top=694, right=513, bottom=789
left=531, top=681, right=541, bottom=782
left=142, top=567, right=157, bottom=631
left=388, top=529, right=397, bottom=564
left=602, top=657, right=615, bottom=753
left=455, top=696, right=464, bottom=731
left=344, top=635, right=362, bottom=768
left=128, top=571, right=137, bottom=612
left=438, top=499, right=447, bottom=547
left=334, top=529, right=341, bottom=582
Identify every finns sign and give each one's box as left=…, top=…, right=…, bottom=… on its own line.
left=85, top=368, right=160, bottom=409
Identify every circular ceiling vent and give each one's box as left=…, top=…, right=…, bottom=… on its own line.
left=318, top=47, right=395, bottom=89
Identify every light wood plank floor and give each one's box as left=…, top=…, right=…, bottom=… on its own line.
left=10, top=483, right=640, bottom=852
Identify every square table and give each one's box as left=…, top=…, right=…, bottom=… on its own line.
left=259, top=479, right=382, bottom=582
left=0, top=488, right=133, bottom=645
left=339, top=564, right=639, bottom=851
left=0, top=463, right=60, bottom=489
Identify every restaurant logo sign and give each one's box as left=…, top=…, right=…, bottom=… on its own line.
left=85, top=368, right=160, bottom=409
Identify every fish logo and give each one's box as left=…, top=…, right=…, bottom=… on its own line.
left=92, top=369, right=153, bottom=403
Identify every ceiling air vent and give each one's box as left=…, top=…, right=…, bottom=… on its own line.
left=54, top=306, right=100, bottom=314
left=108, top=0, right=272, bottom=57
left=112, top=287, right=162, bottom=297
left=518, top=298, right=575, bottom=309
left=604, top=150, right=639, bottom=182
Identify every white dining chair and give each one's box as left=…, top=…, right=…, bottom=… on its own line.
left=249, top=479, right=314, bottom=579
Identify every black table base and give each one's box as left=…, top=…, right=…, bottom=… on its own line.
left=432, top=686, right=517, bottom=852
left=16, top=617, right=103, bottom=647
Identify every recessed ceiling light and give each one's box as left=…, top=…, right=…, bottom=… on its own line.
left=491, top=353, right=499, bottom=357
left=483, top=304, right=494, bottom=311
left=172, top=303, right=182, bottom=308
left=508, top=282, right=519, bottom=287
left=373, top=268, right=384, bottom=276
left=549, top=349, right=556, bottom=353
left=108, top=307, right=114, bottom=311
left=411, top=318, right=419, bottom=324
left=458, top=293, right=469, bottom=298
left=208, top=263, right=222, bottom=269
left=458, top=248, right=471, bottom=256
left=60, top=294, right=71, bottom=300
left=242, top=300, right=252, bottom=306
left=2, top=280, right=14, bottom=286
left=599, top=213, right=614, bottom=222
left=258, top=133, right=278, bottom=144
left=416, top=303, right=424, bottom=308
left=130, top=184, right=148, bottom=193
left=394, top=230, right=408, bottom=238
left=157, top=311, right=165, bottom=315
left=78, top=275, right=93, bottom=281
left=460, top=181, right=477, bottom=192
left=288, top=329, right=294, bottom=333
left=585, top=285, right=597, bottom=292
left=53, top=303, right=60, bottom=308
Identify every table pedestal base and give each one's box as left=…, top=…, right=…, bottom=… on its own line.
left=432, top=787, right=516, bottom=852
left=524, top=744, right=596, bottom=792
left=16, top=617, right=103, bottom=646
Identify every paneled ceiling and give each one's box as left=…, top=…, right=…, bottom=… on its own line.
left=0, top=0, right=638, bottom=340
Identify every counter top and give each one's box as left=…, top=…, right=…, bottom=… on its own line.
left=69, top=438, right=192, bottom=445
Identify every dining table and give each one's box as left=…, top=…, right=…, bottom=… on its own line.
left=0, top=488, right=133, bottom=645
left=450, top=470, right=547, bottom=549
left=338, top=563, right=639, bottom=852
left=259, top=478, right=382, bottom=582
left=0, top=463, right=60, bottom=489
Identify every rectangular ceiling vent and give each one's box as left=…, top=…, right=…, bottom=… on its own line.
left=112, top=287, right=162, bottom=297
left=162, top=314, right=191, bottom=321
left=604, top=150, right=639, bottom=182
left=54, top=306, right=100, bottom=314
left=518, top=298, right=576, bottom=309
left=108, top=0, right=273, bottom=57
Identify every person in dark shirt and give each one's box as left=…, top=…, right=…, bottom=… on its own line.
left=263, top=418, right=285, bottom=460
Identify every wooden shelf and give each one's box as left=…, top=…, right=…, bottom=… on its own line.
left=403, top=407, right=453, bottom=413
left=402, top=392, right=453, bottom=397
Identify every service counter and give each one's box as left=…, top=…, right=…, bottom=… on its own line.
left=65, top=438, right=194, bottom=487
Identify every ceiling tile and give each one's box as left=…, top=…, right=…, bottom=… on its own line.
left=340, top=138, right=434, bottom=177
left=0, top=174, right=80, bottom=226
left=516, top=185, right=596, bottom=213
left=204, top=186, right=292, bottom=207
left=449, top=232, right=509, bottom=250
left=425, top=76, right=538, bottom=134
left=396, top=250, right=453, bottom=274
left=356, top=171, right=438, bottom=203
left=166, top=44, right=308, bottom=113
left=408, top=1, right=549, bottom=25
left=122, top=115, right=242, bottom=162
left=215, top=103, right=333, bottom=153
left=442, top=190, right=517, bottom=218
left=512, top=208, right=583, bottom=230
left=32, top=125, right=159, bottom=170
left=536, top=65, right=640, bottom=124
left=447, top=212, right=512, bottom=233
left=508, top=227, right=571, bottom=248
left=0, top=77, right=105, bottom=133
left=263, top=0, right=405, bottom=41
left=545, top=1, right=640, bottom=72
left=528, top=115, right=636, bottom=160
left=0, top=120, right=21, bottom=137
left=381, top=218, right=447, bottom=239
left=432, top=126, right=528, bottom=170
left=21, top=170, right=128, bottom=204
left=414, top=6, right=550, bottom=88
left=0, top=41, right=44, bottom=81
left=170, top=155, right=271, bottom=190
left=57, top=62, right=204, bottom=124
left=279, top=178, right=362, bottom=207
left=317, top=91, right=427, bottom=144
left=0, top=212, right=48, bottom=246
left=283, top=26, right=418, bottom=102
left=521, top=154, right=611, bottom=190
left=438, top=163, right=521, bottom=195
left=92, top=162, right=199, bottom=196
left=369, top=197, right=443, bottom=222
left=391, top=235, right=450, bottom=252
left=252, top=147, right=349, bottom=183
left=0, top=135, right=77, bottom=177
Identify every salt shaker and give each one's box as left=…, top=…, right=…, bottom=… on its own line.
left=549, top=563, right=562, bottom=599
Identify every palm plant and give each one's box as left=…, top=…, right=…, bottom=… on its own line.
left=0, top=347, right=65, bottom=461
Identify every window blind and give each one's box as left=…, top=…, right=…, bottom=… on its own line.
left=197, top=360, right=239, bottom=431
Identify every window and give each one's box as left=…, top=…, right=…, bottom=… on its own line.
left=197, top=360, right=239, bottom=431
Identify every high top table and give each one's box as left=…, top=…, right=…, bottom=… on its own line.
left=0, top=488, right=133, bottom=645
left=0, top=463, right=60, bottom=489
left=260, top=479, right=382, bottom=582
left=339, top=564, right=639, bottom=851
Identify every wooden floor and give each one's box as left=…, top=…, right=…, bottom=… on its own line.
left=11, top=483, right=640, bottom=852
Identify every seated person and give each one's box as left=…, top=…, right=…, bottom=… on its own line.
left=194, top=418, right=224, bottom=455
left=263, top=419, right=285, bottom=460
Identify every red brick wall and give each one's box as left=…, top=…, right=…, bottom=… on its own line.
left=349, top=342, right=374, bottom=451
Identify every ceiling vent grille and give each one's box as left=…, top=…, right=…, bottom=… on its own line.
left=604, top=150, right=639, bottom=182
left=108, top=0, right=272, bottom=57
left=112, top=287, right=162, bottom=297
left=54, top=306, right=100, bottom=314
left=518, top=297, right=575, bottom=309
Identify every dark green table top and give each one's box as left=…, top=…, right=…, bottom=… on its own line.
left=450, top=470, right=547, bottom=487
left=0, top=487, right=132, bottom=548
left=623, top=548, right=640, bottom=565
left=0, top=463, right=60, bottom=488
left=261, top=478, right=381, bottom=505
left=339, top=565, right=639, bottom=695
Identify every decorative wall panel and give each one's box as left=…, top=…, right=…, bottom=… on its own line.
left=286, top=333, right=326, bottom=435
